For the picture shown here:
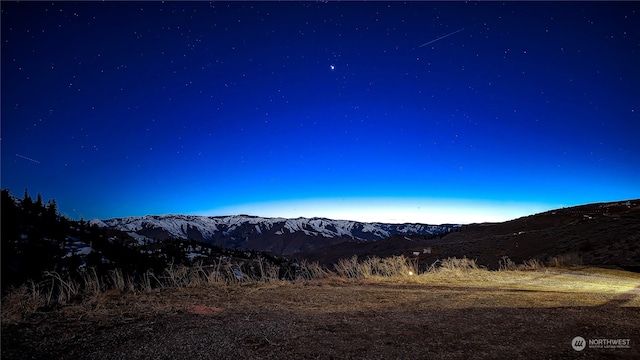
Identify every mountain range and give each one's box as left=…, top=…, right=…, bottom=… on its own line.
left=90, top=215, right=458, bottom=255
left=90, top=198, right=640, bottom=269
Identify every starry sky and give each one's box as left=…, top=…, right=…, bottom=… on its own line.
left=2, top=2, right=639, bottom=224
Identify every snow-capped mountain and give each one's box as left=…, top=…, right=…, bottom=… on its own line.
left=91, top=215, right=457, bottom=255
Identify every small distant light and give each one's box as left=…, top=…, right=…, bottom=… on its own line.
left=408, top=271, right=414, bottom=276
left=330, top=64, right=335, bottom=70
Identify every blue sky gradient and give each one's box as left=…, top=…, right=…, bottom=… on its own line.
left=2, top=2, right=638, bottom=223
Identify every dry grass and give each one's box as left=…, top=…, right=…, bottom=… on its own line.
left=6, top=264, right=637, bottom=323
left=3, top=262, right=640, bottom=359
left=2, top=254, right=637, bottom=325
left=334, top=255, right=416, bottom=279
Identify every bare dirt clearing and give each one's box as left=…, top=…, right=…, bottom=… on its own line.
left=3, top=268, right=640, bottom=359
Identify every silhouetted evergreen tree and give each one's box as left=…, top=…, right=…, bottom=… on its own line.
left=22, top=188, right=32, bottom=209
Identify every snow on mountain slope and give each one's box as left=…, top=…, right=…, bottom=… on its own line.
left=93, top=214, right=457, bottom=255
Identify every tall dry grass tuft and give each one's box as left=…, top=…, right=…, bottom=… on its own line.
left=162, top=263, right=190, bottom=288
left=255, top=257, right=280, bottom=283
left=498, top=256, right=518, bottom=271
left=548, top=253, right=583, bottom=268
left=334, top=256, right=417, bottom=280
left=81, top=267, right=103, bottom=295
left=181, top=258, right=272, bottom=286
left=107, top=269, right=135, bottom=292
left=372, top=255, right=416, bottom=277
left=439, top=257, right=481, bottom=273
left=296, top=260, right=332, bottom=281
left=44, top=271, right=83, bottom=305
left=139, top=271, right=163, bottom=292
left=334, top=256, right=361, bottom=279
left=518, top=258, right=544, bottom=271
left=187, top=262, right=214, bottom=287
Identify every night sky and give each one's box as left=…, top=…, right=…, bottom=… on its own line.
left=2, top=2, right=639, bottom=224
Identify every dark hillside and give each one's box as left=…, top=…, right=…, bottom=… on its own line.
left=1, top=189, right=290, bottom=294
left=299, top=200, right=640, bottom=270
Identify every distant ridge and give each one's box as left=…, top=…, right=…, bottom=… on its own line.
left=92, top=215, right=457, bottom=255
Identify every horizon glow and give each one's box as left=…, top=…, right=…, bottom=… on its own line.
left=199, top=197, right=559, bottom=225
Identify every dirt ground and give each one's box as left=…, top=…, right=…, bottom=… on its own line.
left=3, top=269, right=640, bottom=359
